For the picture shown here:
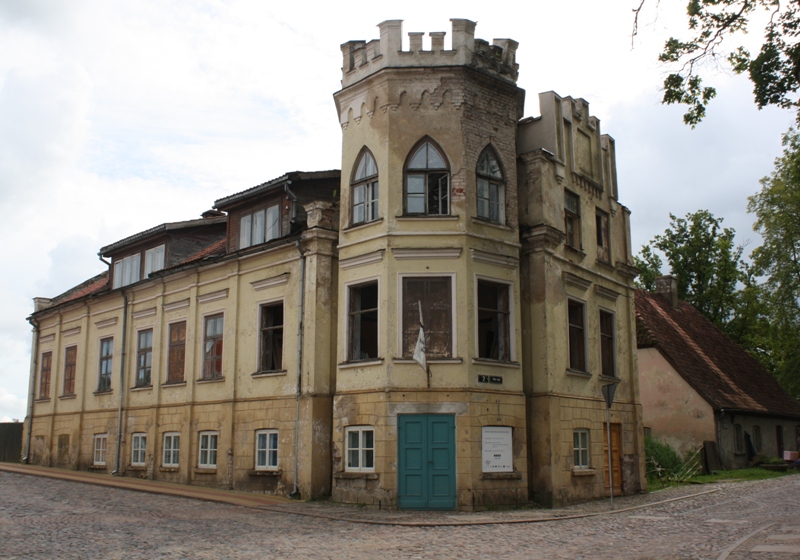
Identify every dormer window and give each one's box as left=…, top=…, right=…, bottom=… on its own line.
left=239, top=204, right=280, bottom=250
left=144, top=245, right=165, bottom=276
left=113, top=253, right=140, bottom=289
left=352, top=149, right=379, bottom=225
left=405, top=139, right=450, bottom=215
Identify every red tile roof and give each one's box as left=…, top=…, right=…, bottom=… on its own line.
left=52, top=273, right=109, bottom=306
left=635, top=290, right=800, bottom=418
left=174, top=238, right=227, bottom=267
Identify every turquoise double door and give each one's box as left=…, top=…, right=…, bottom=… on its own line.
left=397, top=414, right=456, bottom=510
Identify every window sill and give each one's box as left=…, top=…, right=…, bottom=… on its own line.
left=197, top=377, right=225, bottom=384
left=599, top=375, right=620, bottom=383
left=596, top=258, right=615, bottom=271
left=162, top=381, right=186, bottom=388
left=194, top=468, right=217, bottom=474
left=159, top=466, right=179, bottom=473
left=338, top=359, right=384, bottom=369
left=58, top=394, right=76, bottom=400
left=471, top=217, right=512, bottom=231
left=252, top=370, right=288, bottom=378
left=130, top=385, right=153, bottom=392
left=93, top=390, right=113, bottom=396
left=480, top=470, right=522, bottom=480
left=344, top=218, right=383, bottom=232
left=247, top=469, right=283, bottom=477
left=565, top=245, right=586, bottom=258
left=393, top=358, right=463, bottom=364
left=572, top=468, right=596, bottom=477
left=566, top=369, right=592, bottom=378
left=34, top=398, right=51, bottom=403
left=334, top=471, right=378, bottom=480
left=471, top=358, right=520, bottom=369
left=396, top=215, right=459, bottom=221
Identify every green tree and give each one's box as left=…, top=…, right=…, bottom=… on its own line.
left=633, top=1, right=800, bottom=126
left=633, top=245, right=664, bottom=291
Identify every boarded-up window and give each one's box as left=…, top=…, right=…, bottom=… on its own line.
left=477, top=280, right=510, bottom=361
left=596, top=209, right=610, bottom=263
left=599, top=310, right=616, bottom=377
left=349, top=283, right=378, bottom=361
left=260, top=303, right=284, bottom=371
left=203, top=314, right=224, bottom=379
left=167, top=322, right=186, bottom=383
left=63, top=346, right=77, bottom=395
left=565, top=190, right=581, bottom=249
left=39, top=352, right=52, bottom=399
left=567, top=300, right=586, bottom=372
left=403, top=277, right=452, bottom=359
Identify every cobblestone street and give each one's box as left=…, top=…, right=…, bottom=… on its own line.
left=2, top=471, right=800, bottom=559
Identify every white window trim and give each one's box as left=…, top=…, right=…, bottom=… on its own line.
left=131, top=433, right=147, bottom=466
left=93, top=433, right=108, bottom=466
left=198, top=431, right=219, bottom=468
left=144, top=244, right=166, bottom=277
left=473, top=275, right=516, bottom=363
left=396, top=272, right=457, bottom=360
left=573, top=428, right=590, bottom=469
left=163, top=432, right=180, bottom=467
left=345, top=426, right=375, bottom=473
left=255, top=429, right=279, bottom=471
left=343, top=276, right=381, bottom=363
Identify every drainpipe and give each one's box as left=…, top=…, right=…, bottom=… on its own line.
left=112, top=290, right=128, bottom=475
left=290, top=240, right=306, bottom=499
left=23, top=316, right=40, bottom=463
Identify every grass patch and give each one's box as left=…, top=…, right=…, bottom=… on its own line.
left=690, top=467, right=797, bottom=484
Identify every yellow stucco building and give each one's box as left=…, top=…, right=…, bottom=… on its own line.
left=23, top=19, right=645, bottom=509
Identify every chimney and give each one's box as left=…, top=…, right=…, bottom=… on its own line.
left=655, top=275, right=679, bottom=307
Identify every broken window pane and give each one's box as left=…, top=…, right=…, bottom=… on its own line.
left=403, top=277, right=452, bottom=359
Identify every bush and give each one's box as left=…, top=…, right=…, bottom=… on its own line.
left=750, top=453, right=787, bottom=467
left=645, top=435, right=683, bottom=475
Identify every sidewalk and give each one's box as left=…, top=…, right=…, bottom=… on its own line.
left=0, top=462, right=718, bottom=527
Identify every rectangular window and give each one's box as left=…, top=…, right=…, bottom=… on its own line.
left=477, top=179, right=504, bottom=224
left=599, top=310, right=616, bottom=377
left=98, top=337, right=113, bottom=392
left=203, top=314, right=224, bottom=379
left=596, top=209, right=610, bottom=263
left=93, top=434, right=108, bottom=466
left=565, top=190, right=581, bottom=249
left=136, top=329, right=153, bottom=387
left=734, top=423, right=744, bottom=454
left=573, top=429, right=590, bottom=469
left=353, top=181, right=379, bottom=224
left=477, top=280, right=510, bottom=361
left=260, top=303, right=284, bottom=372
left=348, top=282, right=378, bottom=361
left=144, top=244, right=166, bottom=277
left=345, top=427, right=374, bottom=472
left=131, top=433, right=147, bottom=466
left=39, top=351, right=52, bottom=399
left=167, top=322, right=186, bottom=383
left=63, top=346, right=77, bottom=395
left=753, top=425, right=762, bottom=452
left=113, top=253, right=141, bottom=289
left=239, top=204, right=281, bottom=249
left=163, top=433, right=180, bottom=467
left=255, top=429, right=279, bottom=470
left=402, top=277, right=452, bottom=359
left=198, top=432, right=218, bottom=468
left=568, top=300, right=586, bottom=372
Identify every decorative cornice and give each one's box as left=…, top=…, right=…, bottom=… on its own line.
left=595, top=285, right=620, bottom=301
left=251, top=273, right=290, bottom=291
left=521, top=224, right=565, bottom=253
left=339, top=250, right=385, bottom=270
left=563, top=272, right=592, bottom=291
left=392, top=248, right=462, bottom=260
left=470, top=249, right=518, bottom=269
left=132, top=307, right=157, bottom=319
left=197, top=289, right=229, bottom=304
left=615, top=261, right=639, bottom=280
left=94, top=317, right=118, bottom=329
left=39, top=334, right=55, bottom=343
left=571, top=172, right=603, bottom=198
left=163, top=299, right=190, bottom=312
left=62, top=327, right=81, bottom=338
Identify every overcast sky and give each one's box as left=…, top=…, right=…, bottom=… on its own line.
left=0, top=1, right=794, bottom=421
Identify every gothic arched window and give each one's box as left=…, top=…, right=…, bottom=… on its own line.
left=404, top=139, right=450, bottom=216
left=476, top=147, right=505, bottom=224
left=352, top=149, right=379, bottom=225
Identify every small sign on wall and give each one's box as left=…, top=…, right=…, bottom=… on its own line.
left=482, top=426, right=513, bottom=472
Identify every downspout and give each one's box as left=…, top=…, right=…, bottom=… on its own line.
left=290, top=240, right=306, bottom=498
left=23, top=316, right=39, bottom=463
left=112, top=290, right=128, bottom=475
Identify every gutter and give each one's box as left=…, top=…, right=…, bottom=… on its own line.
left=23, top=316, right=39, bottom=463
left=112, top=290, right=129, bottom=475
left=290, top=240, right=306, bottom=499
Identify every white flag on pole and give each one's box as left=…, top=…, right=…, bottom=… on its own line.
left=412, top=301, right=426, bottom=372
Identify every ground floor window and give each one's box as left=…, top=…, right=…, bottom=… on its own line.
left=199, top=432, right=218, bottom=468
left=752, top=425, right=762, bottom=452
left=163, top=433, right=180, bottom=467
left=131, top=433, right=147, bottom=466
left=345, top=426, right=374, bottom=472
left=93, top=434, right=108, bottom=466
left=255, top=430, right=279, bottom=470
left=573, top=429, right=590, bottom=469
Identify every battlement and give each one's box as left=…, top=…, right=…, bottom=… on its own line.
left=340, top=19, right=519, bottom=88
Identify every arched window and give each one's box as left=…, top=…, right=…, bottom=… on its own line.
left=352, top=149, right=379, bottom=225
left=476, top=148, right=505, bottom=224
left=405, top=139, right=450, bottom=215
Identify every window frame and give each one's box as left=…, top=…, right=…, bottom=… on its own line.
left=239, top=203, right=281, bottom=250
left=167, top=321, right=186, bottom=384
left=567, top=299, right=587, bottom=373
left=93, top=433, right=108, bottom=466
left=753, top=425, right=762, bottom=452
left=162, top=432, right=180, bottom=467
left=255, top=429, right=279, bottom=471
left=198, top=431, right=218, bottom=469
left=144, top=244, right=166, bottom=277
left=564, top=190, right=581, bottom=250
left=573, top=429, right=590, bottom=469
left=97, top=337, right=114, bottom=392
left=259, top=301, right=284, bottom=373
left=475, top=277, right=513, bottom=362
left=39, top=351, right=52, bottom=399
left=131, top=433, right=147, bottom=467
left=403, top=138, right=451, bottom=216
left=351, top=148, right=379, bottom=226
left=63, top=346, right=77, bottom=396
left=202, top=313, right=224, bottom=380
left=347, top=280, right=379, bottom=363
left=399, top=274, right=456, bottom=360
left=113, top=253, right=142, bottom=289
left=135, top=328, right=153, bottom=387
left=344, top=426, right=375, bottom=473
left=475, top=146, right=506, bottom=224
left=599, top=309, right=617, bottom=378
left=595, top=209, right=611, bottom=263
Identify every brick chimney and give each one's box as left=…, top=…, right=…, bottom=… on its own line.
left=655, top=275, right=679, bottom=307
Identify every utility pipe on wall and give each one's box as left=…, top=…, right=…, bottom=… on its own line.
left=290, top=241, right=306, bottom=499
left=112, top=290, right=128, bottom=475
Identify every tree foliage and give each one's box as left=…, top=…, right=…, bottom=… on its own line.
left=633, top=0, right=800, bottom=126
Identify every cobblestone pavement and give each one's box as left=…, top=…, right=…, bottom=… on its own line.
left=2, top=472, right=800, bottom=559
